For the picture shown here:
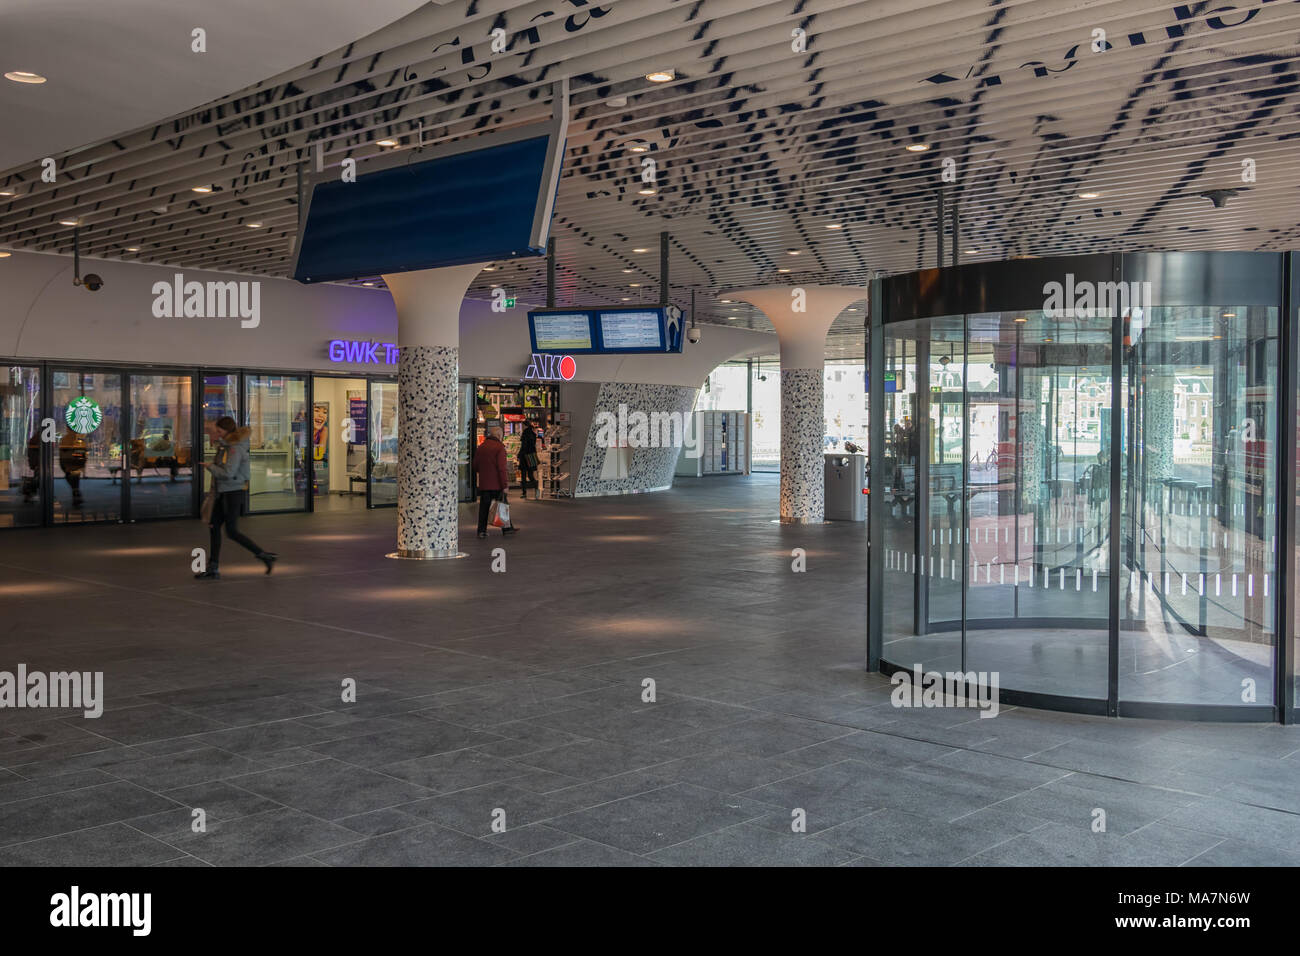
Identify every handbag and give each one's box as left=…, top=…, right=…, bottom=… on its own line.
left=489, top=496, right=511, bottom=528
left=523, top=452, right=539, bottom=469
left=200, top=489, right=216, bottom=523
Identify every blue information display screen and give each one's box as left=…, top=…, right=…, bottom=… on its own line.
left=596, top=310, right=664, bottom=351
left=532, top=313, right=594, bottom=351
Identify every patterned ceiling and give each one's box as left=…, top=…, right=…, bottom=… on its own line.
left=3, top=0, right=1299, bottom=360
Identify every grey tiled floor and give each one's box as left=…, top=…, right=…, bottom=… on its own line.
left=0, top=475, right=1297, bottom=866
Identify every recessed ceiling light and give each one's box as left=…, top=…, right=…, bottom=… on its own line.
left=376, top=139, right=399, bottom=147
left=1078, top=191, right=1102, bottom=199
left=1221, top=311, right=1236, bottom=317
left=607, top=96, right=628, bottom=108
left=125, top=246, right=140, bottom=252
left=5, top=71, right=46, bottom=84
left=825, top=223, right=842, bottom=230
left=0, top=190, right=14, bottom=197
left=963, top=249, right=979, bottom=255
left=621, top=268, right=634, bottom=273
left=362, top=281, right=375, bottom=287
left=629, top=282, right=641, bottom=287
left=638, top=186, right=657, bottom=195
left=245, top=222, right=262, bottom=228
left=58, top=218, right=78, bottom=226
left=633, top=247, right=649, bottom=253
left=719, top=299, right=732, bottom=303
left=1014, top=316, right=1027, bottom=323
left=646, top=69, right=675, bottom=83
left=0, top=252, right=10, bottom=258
left=191, top=185, right=212, bottom=193
left=846, top=308, right=858, bottom=312
left=787, top=249, right=801, bottom=256
left=621, top=296, right=631, bottom=301
left=905, top=143, right=930, bottom=153
left=777, top=268, right=791, bottom=273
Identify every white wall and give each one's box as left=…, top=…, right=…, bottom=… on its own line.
left=0, top=250, right=774, bottom=387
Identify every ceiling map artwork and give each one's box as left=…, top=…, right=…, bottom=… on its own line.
left=2, top=0, right=1298, bottom=356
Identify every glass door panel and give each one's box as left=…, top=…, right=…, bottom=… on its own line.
left=0, top=365, right=42, bottom=528
left=127, top=373, right=194, bottom=519
left=245, top=373, right=307, bottom=512
left=368, top=379, right=397, bottom=507
left=964, top=313, right=1111, bottom=700
left=1120, top=306, right=1278, bottom=706
left=51, top=369, right=123, bottom=523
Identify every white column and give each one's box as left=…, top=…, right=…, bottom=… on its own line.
left=382, top=263, right=485, bottom=558
left=730, top=285, right=864, bottom=523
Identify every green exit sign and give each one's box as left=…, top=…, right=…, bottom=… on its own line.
left=505, top=297, right=517, bottom=308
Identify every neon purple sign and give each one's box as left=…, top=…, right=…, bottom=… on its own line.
left=328, top=340, right=398, bottom=364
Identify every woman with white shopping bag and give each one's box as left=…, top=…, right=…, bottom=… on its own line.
left=473, top=425, right=517, bottom=539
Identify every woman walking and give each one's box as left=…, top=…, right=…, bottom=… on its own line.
left=196, top=416, right=277, bottom=579
left=518, top=421, right=540, bottom=499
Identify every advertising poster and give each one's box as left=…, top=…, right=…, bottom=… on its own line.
left=348, top=395, right=367, bottom=446
left=312, top=402, right=329, bottom=463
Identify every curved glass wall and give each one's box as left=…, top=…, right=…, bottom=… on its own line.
left=869, top=252, right=1293, bottom=720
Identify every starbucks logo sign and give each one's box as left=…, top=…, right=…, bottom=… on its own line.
left=65, top=396, right=102, bottom=434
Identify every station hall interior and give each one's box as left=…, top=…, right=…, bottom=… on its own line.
left=0, top=0, right=1299, bottom=870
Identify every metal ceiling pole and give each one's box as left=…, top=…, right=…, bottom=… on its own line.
left=936, top=190, right=945, bottom=268
left=546, top=237, right=556, bottom=307
left=660, top=231, right=670, bottom=306
left=951, top=199, right=959, bottom=268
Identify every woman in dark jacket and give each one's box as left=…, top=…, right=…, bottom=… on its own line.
left=518, top=422, right=539, bottom=499
left=196, top=416, right=277, bottom=579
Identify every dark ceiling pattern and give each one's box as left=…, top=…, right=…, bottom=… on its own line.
left=3, top=0, right=1299, bottom=358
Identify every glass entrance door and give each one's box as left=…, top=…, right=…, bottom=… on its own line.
left=127, top=372, right=195, bottom=519
left=367, top=379, right=398, bottom=507
left=51, top=369, right=124, bottom=523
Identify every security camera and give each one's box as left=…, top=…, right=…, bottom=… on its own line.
left=81, top=273, right=104, bottom=292
left=687, top=327, right=701, bottom=344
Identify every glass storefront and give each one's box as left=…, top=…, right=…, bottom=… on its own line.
left=245, top=373, right=308, bottom=513
left=129, top=372, right=194, bottom=520
left=0, top=365, right=41, bottom=528
left=51, top=369, right=123, bottom=524
left=869, top=252, right=1295, bottom=721
left=0, top=365, right=422, bottom=525
left=368, top=379, right=399, bottom=507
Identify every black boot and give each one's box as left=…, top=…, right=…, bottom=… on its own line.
left=257, top=552, right=278, bottom=574
left=195, top=568, right=220, bottom=580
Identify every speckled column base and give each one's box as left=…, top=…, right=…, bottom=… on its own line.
left=780, top=367, right=824, bottom=522
left=397, top=345, right=460, bottom=556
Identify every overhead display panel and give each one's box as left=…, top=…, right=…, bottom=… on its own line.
left=596, top=309, right=664, bottom=351
left=528, top=305, right=684, bottom=354
left=291, top=95, right=567, bottom=284
left=531, top=312, right=596, bottom=352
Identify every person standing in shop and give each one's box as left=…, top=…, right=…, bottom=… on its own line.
left=474, top=425, right=516, bottom=538
left=196, top=416, right=277, bottom=579
left=518, top=421, right=539, bottom=499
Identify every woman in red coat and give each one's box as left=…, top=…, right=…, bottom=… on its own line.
left=473, top=426, right=516, bottom=538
